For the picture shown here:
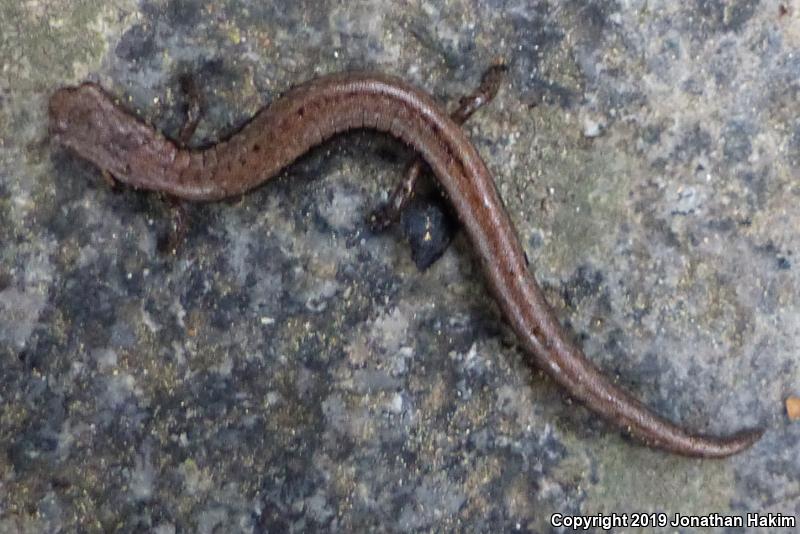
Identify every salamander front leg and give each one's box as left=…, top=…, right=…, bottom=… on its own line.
left=156, top=196, right=190, bottom=255
left=157, top=73, right=205, bottom=254
left=176, top=73, right=205, bottom=146
left=100, top=169, right=121, bottom=192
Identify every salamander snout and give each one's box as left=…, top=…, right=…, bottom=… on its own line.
left=48, top=87, right=76, bottom=138
left=48, top=83, right=107, bottom=143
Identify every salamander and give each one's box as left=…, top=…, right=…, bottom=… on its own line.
left=48, top=70, right=763, bottom=457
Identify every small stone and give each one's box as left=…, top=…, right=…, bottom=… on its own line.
left=786, top=397, right=800, bottom=421
left=582, top=116, right=602, bottom=138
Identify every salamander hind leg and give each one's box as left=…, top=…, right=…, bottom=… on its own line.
left=368, top=159, right=423, bottom=231
left=368, top=64, right=507, bottom=269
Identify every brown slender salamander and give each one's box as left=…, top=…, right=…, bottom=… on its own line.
left=48, top=70, right=763, bottom=457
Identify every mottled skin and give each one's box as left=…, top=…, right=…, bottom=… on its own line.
left=49, top=71, right=763, bottom=457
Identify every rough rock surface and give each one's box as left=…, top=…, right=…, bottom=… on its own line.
left=1, top=0, right=798, bottom=531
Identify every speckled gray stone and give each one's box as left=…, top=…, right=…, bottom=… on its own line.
left=1, top=0, right=799, bottom=532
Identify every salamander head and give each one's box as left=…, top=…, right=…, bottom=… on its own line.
left=48, top=83, right=109, bottom=147
left=48, top=82, right=167, bottom=188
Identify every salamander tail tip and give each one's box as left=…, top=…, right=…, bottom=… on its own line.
left=700, top=427, right=765, bottom=459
